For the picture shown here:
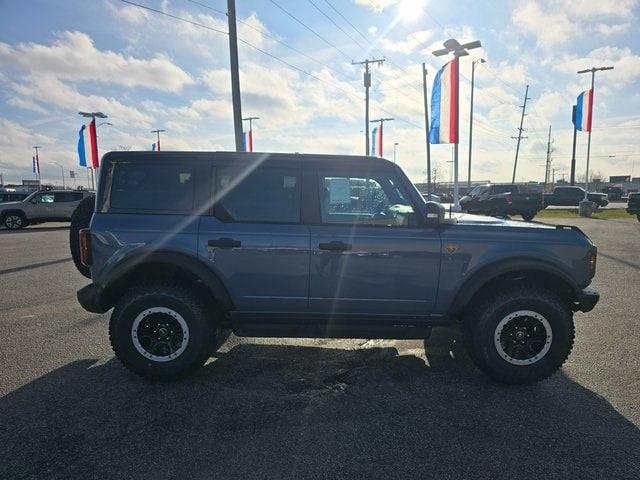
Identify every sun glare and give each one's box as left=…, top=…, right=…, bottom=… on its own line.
left=398, top=0, right=425, bottom=22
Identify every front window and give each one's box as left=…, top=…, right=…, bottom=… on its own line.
left=318, top=172, right=415, bottom=226
left=33, top=193, right=54, bottom=204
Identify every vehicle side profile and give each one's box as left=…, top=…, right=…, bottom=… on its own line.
left=459, top=183, right=543, bottom=221
left=0, top=190, right=93, bottom=229
left=77, top=152, right=599, bottom=384
left=0, top=190, right=30, bottom=204
left=543, top=186, right=609, bottom=208
left=627, top=192, right=640, bottom=222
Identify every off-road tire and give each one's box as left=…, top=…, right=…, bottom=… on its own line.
left=109, top=283, right=217, bottom=381
left=2, top=212, right=28, bottom=230
left=521, top=211, right=536, bottom=222
left=462, top=285, right=574, bottom=384
left=69, top=195, right=95, bottom=278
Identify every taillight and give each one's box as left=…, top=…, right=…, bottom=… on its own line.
left=79, top=229, right=92, bottom=267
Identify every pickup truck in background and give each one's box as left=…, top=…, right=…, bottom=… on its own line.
left=459, top=184, right=544, bottom=221
left=543, top=186, right=609, bottom=208
left=627, top=192, right=640, bottom=221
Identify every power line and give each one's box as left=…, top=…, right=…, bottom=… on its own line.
left=307, top=0, right=367, bottom=51
left=120, top=0, right=226, bottom=34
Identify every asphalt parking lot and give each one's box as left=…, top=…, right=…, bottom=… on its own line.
left=1, top=218, right=639, bottom=479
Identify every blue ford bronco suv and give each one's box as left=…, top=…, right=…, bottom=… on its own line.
left=77, top=151, right=599, bottom=384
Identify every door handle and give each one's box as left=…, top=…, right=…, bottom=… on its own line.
left=208, top=238, right=241, bottom=249
left=319, top=241, right=352, bottom=252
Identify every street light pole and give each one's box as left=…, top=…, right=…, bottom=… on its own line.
left=577, top=66, right=614, bottom=200
left=468, top=58, right=485, bottom=189
left=51, top=162, right=65, bottom=188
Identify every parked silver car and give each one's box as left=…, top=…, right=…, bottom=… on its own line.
left=0, top=190, right=93, bottom=230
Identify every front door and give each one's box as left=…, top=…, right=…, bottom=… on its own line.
left=198, top=160, right=310, bottom=313
left=28, top=191, right=56, bottom=219
left=309, top=168, right=441, bottom=316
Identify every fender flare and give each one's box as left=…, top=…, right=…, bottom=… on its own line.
left=448, top=257, right=579, bottom=316
left=101, top=250, right=234, bottom=311
left=0, top=209, right=27, bottom=221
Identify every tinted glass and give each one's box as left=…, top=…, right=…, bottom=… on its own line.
left=492, top=185, right=514, bottom=194
left=110, top=162, right=195, bottom=211
left=216, top=167, right=300, bottom=223
left=54, top=192, right=83, bottom=202
left=318, top=172, right=415, bottom=226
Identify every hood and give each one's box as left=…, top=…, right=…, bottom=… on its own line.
left=448, top=212, right=554, bottom=229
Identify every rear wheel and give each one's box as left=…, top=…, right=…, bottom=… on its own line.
left=3, top=212, right=27, bottom=230
left=69, top=195, right=95, bottom=278
left=109, top=283, right=217, bottom=380
left=521, top=211, right=536, bottom=222
left=462, top=285, right=574, bottom=384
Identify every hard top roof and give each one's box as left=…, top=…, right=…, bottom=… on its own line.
left=102, top=150, right=397, bottom=168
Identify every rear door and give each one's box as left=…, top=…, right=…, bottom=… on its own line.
left=198, top=158, right=310, bottom=313
left=308, top=165, right=441, bottom=316
left=53, top=191, right=84, bottom=218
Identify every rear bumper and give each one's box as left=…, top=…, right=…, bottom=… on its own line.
left=77, top=283, right=110, bottom=314
left=573, top=286, right=599, bottom=313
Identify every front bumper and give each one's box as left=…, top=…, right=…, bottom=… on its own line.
left=77, top=283, right=110, bottom=314
left=573, top=286, right=599, bottom=312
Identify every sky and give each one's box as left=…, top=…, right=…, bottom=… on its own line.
left=0, top=0, right=639, bottom=186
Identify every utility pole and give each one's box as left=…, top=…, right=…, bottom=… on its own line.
left=577, top=65, right=614, bottom=200
left=242, top=116, right=259, bottom=152
left=468, top=58, right=485, bottom=189
left=570, top=105, right=577, bottom=185
left=151, top=129, right=165, bottom=151
left=544, top=125, right=554, bottom=190
left=511, top=84, right=530, bottom=183
left=422, top=63, right=432, bottom=195
left=369, top=117, right=394, bottom=156
left=228, top=0, right=243, bottom=152
left=352, top=58, right=385, bottom=156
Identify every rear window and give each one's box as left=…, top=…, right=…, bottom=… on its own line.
left=215, top=166, right=300, bottom=223
left=491, top=185, right=515, bottom=194
left=110, top=162, right=195, bottom=212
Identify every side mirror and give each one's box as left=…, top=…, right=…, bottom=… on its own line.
left=425, top=201, right=445, bottom=225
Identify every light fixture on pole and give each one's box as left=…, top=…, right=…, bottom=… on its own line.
left=577, top=66, right=613, bottom=201
left=468, top=58, right=485, bottom=189
left=433, top=38, right=482, bottom=211
left=242, top=116, right=259, bottom=152
left=151, top=129, right=166, bottom=152
left=78, top=111, right=107, bottom=190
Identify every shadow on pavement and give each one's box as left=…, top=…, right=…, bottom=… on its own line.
left=1, top=328, right=639, bottom=479
left=0, top=225, right=70, bottom=234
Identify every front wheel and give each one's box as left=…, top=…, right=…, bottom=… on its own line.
left=462, top=285, right=574, bottom=384
left=109, top=283, right=217, bottom=380
left=3, top=212, right=28, bottom=230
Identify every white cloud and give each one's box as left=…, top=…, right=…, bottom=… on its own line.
left=379, top=30, right=434, bottom=54
left=0, top=31, right=194, bottom=92
left=353, top=0, right=398, bottom=13
left=511, top=0, right=640, bottom=47
left=368, top=26, right=378, bottom=36
left=554, top=47, right=640, bottom=89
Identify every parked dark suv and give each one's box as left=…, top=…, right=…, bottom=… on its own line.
left=77, top=152, right=599, bottom=384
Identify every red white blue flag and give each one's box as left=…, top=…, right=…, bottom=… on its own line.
left=575, top=89, right=593, bottom=132
left=77, top=120, right=100, bottom=168
left=32, top=155, right=40, bottom=175
left=152, top=142, right=159, bottom=151
left=429, top=58, right=459, bottom=144
left=370, top=124, right=383, bottom=156
left=242, top=130, right=253, bottom=152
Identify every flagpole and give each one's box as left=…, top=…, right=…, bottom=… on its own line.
left=453, top=57, right=460, bottom=212
left=583, top=71, right=594, bottom=200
